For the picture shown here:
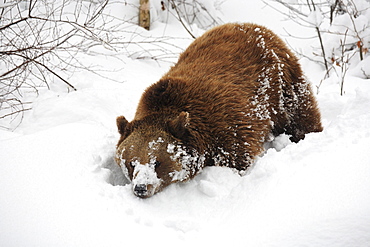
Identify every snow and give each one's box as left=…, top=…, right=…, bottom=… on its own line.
left=1, top=0, right=370, bottom=246
left=167, top=143, right=206, bottom=182
left=132, top=162, right=161, bottom=191
left=307, top=9, right=324, bottom=27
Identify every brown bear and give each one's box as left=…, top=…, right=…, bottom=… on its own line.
left=115, top=23, right=323, bottom=198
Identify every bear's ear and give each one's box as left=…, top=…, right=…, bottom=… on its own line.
left=168, top=111, right=190, bottom=139
left=116, top=116, right=129, bottom=136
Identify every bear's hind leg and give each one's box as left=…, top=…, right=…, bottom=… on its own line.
left=286, top=103, right=323, bottom=143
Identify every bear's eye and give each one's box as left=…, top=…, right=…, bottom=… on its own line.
left=154, top=161, right=161, bottom=167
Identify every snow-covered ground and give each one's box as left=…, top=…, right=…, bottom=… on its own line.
left=1, top=1, right=370, bottom=246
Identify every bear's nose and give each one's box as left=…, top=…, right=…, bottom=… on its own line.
left=133, top=184, right=148, bottom=198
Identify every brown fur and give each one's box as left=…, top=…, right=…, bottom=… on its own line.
left=115, top=23, right=323, bottom=198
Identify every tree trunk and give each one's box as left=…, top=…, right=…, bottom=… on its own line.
left=139, top=0, right=150, bottom=30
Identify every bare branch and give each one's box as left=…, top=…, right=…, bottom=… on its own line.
left=169, top=0, right=196, bottom=39
left=1, top=0, right=222, bottom=129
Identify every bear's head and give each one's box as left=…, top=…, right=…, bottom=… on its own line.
left=115, top=111, right=205, bottom=198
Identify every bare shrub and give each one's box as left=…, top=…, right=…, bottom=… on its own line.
left=157, top=0, right=223, bottom=38
left=264, top=0, right=370, bottom=94
left=0, top=0, right=186, bottom=129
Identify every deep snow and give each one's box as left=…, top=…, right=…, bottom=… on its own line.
left=1, top=1, right=370, bottom=246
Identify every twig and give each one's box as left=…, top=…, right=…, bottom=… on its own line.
left=169, top=0, right=196, bottom=39
left=316, top=26, right=329, bottom=72
left=340, top=29, right=349, bottom=96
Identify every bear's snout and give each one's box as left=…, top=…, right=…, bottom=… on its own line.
left=132, top=163, right=162, bottom=198
left=133, top=184, right=149, bottom=198
left=132, top=182, right=157, bottom=198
